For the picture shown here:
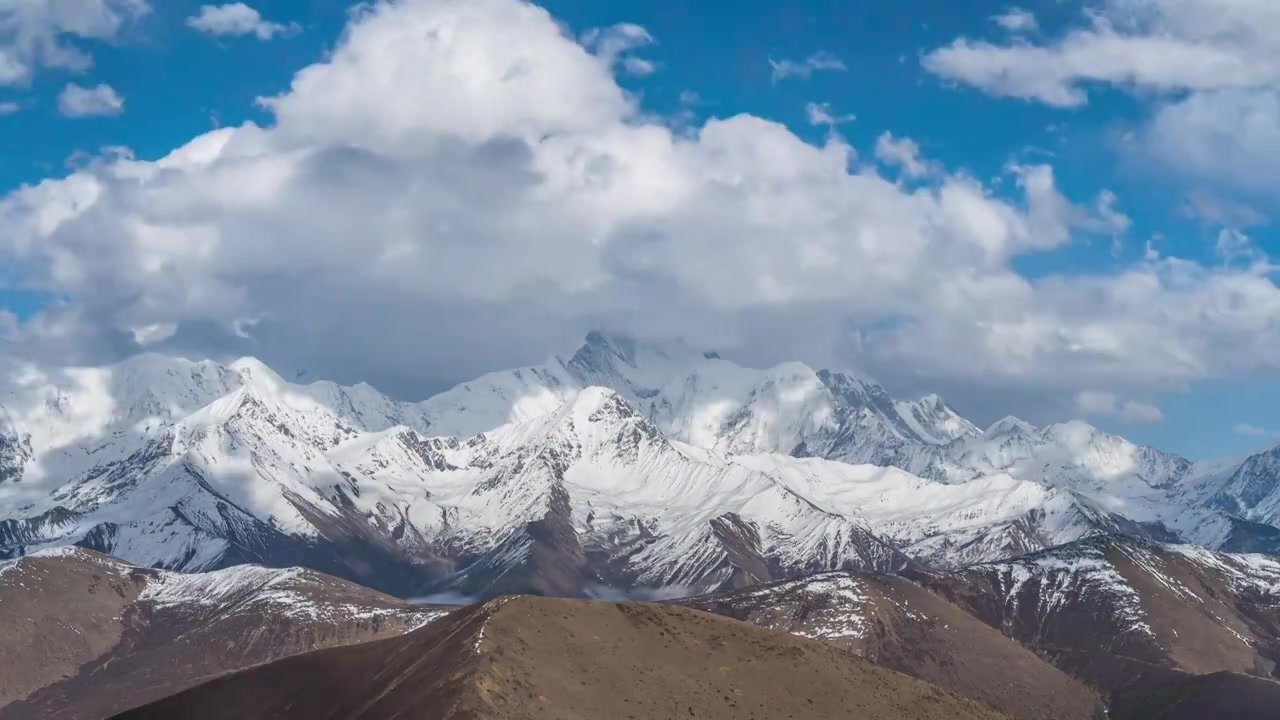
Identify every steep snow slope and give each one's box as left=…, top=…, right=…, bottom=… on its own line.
left=0, top=356, right=442, bottom=578
left=934, top=419, right=1193, bottom=490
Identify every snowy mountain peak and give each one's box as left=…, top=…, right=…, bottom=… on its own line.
left=489, top=386, right=667, bottom=459
left=570, top=385, right=640, bottom=418
left=816, top=368, right=875, bottom=396
left=985, top=416, right=1037, bottom=438
left=563, top=330, right=708, bottom=400
left=896, top=394, right=980, bottom=445
left=1043, top=419, right=1104, bottom=441
left=228, top=356, right=285, bottom=385
left=578, top=330, right=641, bottom=366
left=108, top=351, right=224, bottom=377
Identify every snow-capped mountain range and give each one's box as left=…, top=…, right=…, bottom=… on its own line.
left=0, top=332, right=1276, bottom=597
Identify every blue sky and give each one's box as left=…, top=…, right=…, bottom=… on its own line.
left=1, top=0, right=1277, bottom=459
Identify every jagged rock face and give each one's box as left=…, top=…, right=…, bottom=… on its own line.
left=0, top=333, right=1275, bottom=599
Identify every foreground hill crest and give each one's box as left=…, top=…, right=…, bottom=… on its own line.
left=113, top=594, right=1012, bottom=720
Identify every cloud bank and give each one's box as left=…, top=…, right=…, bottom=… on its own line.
left=1, top=0, right=1277, bottom=423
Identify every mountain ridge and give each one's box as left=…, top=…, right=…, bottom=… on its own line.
left=111, top=594, right=1013, bottom=720
left=0, top=547, right=447, bottom=719
left=0, top=332, right=1276, bottom=598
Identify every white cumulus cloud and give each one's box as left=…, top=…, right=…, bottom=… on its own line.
left=0, top=0, right=148, bottom=85
left=923, top=0, right=1280, bottom=199
left=57, top=82, right=124, bottom=117
left=187, top=3, right=298, bottom=40
left=582, top=23, right=655, bottom=76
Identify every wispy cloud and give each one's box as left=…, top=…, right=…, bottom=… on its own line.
left=769, top=51, right=846, bottom=82
left=805, top=102, right=855, bottom=129
left=1235, top=423, right=1272, bottom=437
left=875, top=132, right=930, bottom=178
left=583, top=23, right=656, bottom=77
left=1075, top=392, right=1164, bottom=424
left=993, top=8, right=1038, bottom=34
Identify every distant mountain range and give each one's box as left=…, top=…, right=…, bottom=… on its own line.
left=1, top=331, right=1278, bottom=598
